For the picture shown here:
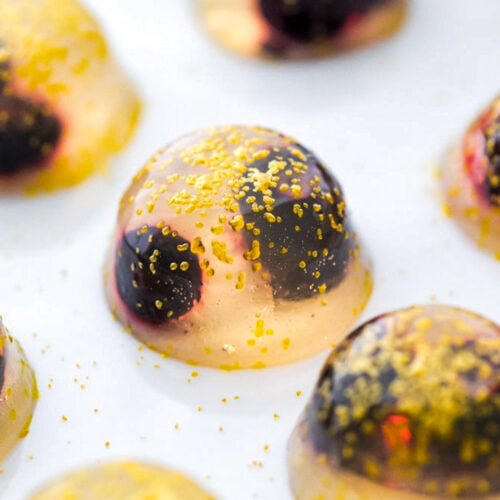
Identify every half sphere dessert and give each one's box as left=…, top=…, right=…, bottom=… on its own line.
left=197, top=0, right=408, bottom=59
left=289, top=304, right=500, bottom=499
left=0, top=319, right=38, bottom=463
left=31, top=461, right=215, bottom=499
left=441, top=95, right=500, bottom=257
left=0, top=0, right=141, bottom=192
left=105, top=126, right=372, bottom=369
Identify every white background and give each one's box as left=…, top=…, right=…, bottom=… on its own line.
left=1, top=1, right=500, bottom=498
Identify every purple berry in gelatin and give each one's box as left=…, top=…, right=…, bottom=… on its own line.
left=115, top=226, right=203, bottom=325
left=0, top=94, right=62, bottom=175
left=239, top=144, right=352, bottom=300
left=258, top=0, right=386, bottom=42
left=484, top=119, right=500, bottom=206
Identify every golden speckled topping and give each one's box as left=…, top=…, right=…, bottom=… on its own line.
left=305, top=305, right=500, bottom=497
left=31, top=461, right=216, bottom=500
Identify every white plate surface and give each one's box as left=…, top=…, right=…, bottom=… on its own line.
left=1, top=1, right=500, bottom=498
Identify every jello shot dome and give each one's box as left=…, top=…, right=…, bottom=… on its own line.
left=105, top=125, right=372, bottom=369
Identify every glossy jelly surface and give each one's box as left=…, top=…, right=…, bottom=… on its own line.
left=441, top=95, right=500, bottom=257
left=0, top=0, right=141, bottom=193
left=289, top=305, right=500, bottom=499
left=104, top=126, right=372, bottom=369
left=197, top=0, right=407, bottom=59
left=31, top=461, right=215, bottom=499
left=0, top=319, right=38, bottom=463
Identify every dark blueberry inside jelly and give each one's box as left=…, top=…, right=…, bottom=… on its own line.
left=484, top=119, right=500, bottom=206
left=258, top=0, right=383, bottom=43
left=115, top=225, right=203, bottom=325
left=0, top=95, right=62, bottom=175
left=239, top=144, right=353, bottom=301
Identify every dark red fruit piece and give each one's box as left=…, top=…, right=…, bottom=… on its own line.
left=258, top=0, right=384, bottom=43
left=239, top=145, right=353, bottom=300
left=0, top=94, right=62, bottom=175
left=115, top=225, right=203, bottom=325
left=484, top=119, right=500, bottom=206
